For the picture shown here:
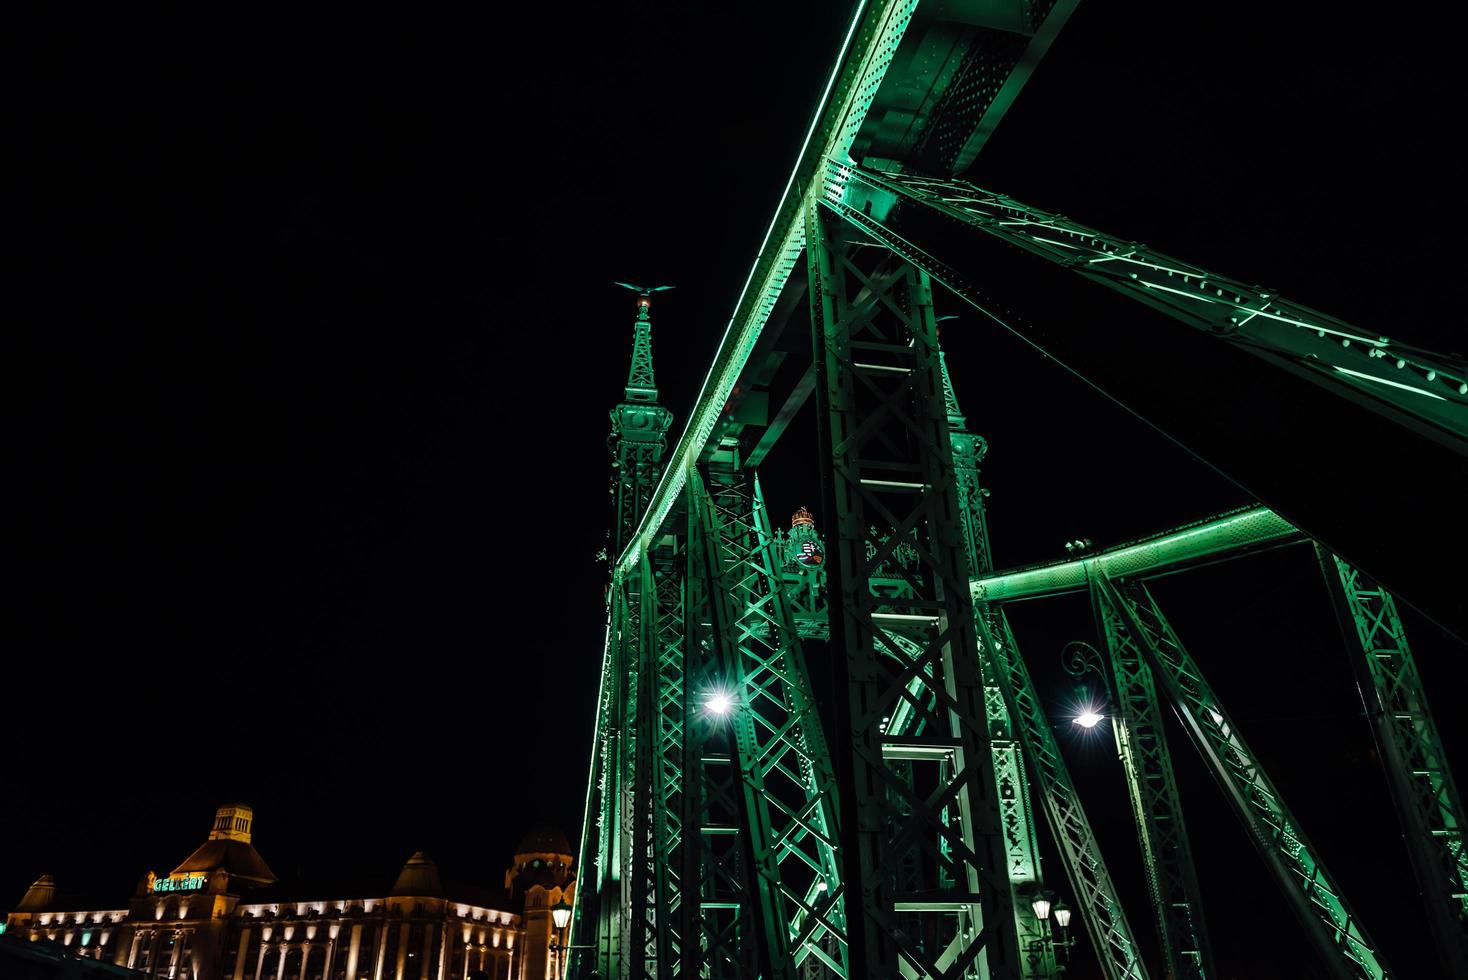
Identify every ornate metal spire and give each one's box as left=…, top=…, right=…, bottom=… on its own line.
left=608, top=284, right=674, bottom=557
left=614, top=283, right=673, bottom=403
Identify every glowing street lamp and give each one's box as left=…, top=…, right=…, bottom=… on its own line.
left=547, top=900, right=594, bottom=969
left=1052, top=902, right=1072, bottom=930
left=705, top=692, right=734, bottom=716
left=1025, top=891, right=1076, bottom=970
left=1073, top=708, right=1104, bottom=729
left=551, top=901, right=572, bottom=931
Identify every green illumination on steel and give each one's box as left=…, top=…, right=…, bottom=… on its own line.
left=1097, top=574, right=1393, bottom=980
left=1092, top=577, right=1213, bottom=980
left=808, top=214, right=1020, bottom=977
left=609, top=293, right=674, bottom=561
left=972, top=507, right=1299, bottom=603
left=976, top=608, right=1149, bottom=980
left=820, top=162, right=1468, bottom=449
left=569, top=1, right=1461, bottom=975
left=1319, top=551, right=1468, bottom=978
left=690, top=469, right=847, bottom=979
left=612, top=0, right=919, bottom=583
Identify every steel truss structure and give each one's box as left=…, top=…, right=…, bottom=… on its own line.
left=807, top=212, right=1019, bottom=978
left=975, top=609, right=1148, bottom=980
left=569, top=2, right=1467, bottom=978
left=1317, top=551, right=1468, bottom=979
left=1092, top=574, right=1391, bottom=980
left=1090, top=580, right=1211, bottom=980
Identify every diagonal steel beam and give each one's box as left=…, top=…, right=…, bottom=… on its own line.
left=1098, top=573, right=1392, bottom=980
left=1317, top=549, right=1468, bottom=979
left=1091, top=576, right=1214, bottom=980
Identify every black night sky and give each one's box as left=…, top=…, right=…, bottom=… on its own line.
left=9, top=3, right=1464, bottom=978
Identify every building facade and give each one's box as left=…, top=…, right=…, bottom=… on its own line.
left=4, top=806, right=576, bottom=980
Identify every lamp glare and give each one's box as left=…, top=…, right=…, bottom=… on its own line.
left=1074, top=709, right=1103, bottom=729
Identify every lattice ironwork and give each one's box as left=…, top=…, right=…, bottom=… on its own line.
left=648, top=541, right=687, bottom=978
left=1091, top=577, right=1213, bottom=980
left=975, top=608, right=1149, bottom=980
left=689, top=468, right=848, bottom=979
left=1097, top=574, right=1392, bottom=980
left=684, top=492, right=761, bottom=979
left=1318, top=550, right=1468, bottom=979
left=807, top=203, right=1020, bottom=979
left=821, top=161, right=1468, bottom=445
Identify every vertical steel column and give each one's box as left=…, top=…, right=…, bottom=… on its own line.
left=649, top=539, right=687, bottom=978
left=974, top=608, right=1149, bottom=980
left=1098, top=573, right=1392, bottom=980
left=618, top=570, right=647, bottom=980
left=593, top=583, right=631, bottom=980
left=685, top=484, right=760, bottom=979
left=1090, top=577, right=1213, bottom=980
left=691, top=468, right=849, bottom=979
left=808, top=202, right=1019, bottom=980
left=628, top=552, right=661, bottom=980
left=1317, top=549, right=1468, bottom=979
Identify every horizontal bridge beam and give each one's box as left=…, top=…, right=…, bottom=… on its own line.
left=820, top=161, right=1468, bottom=639
left=972, top=506, right=1300, bottom=603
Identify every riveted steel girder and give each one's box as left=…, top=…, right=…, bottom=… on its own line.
left=684, top=493, right=762, bottom=979
left=1317, top=550, right=1468, bottom=979
left=689, top=468, right=849, bottom=979
left=975, top=608, right=1149, bottom=980
left=971, top=507, right=1299, bottom=604
left=1091, top=578, right=1213, bottom=980
left=807, top=203, right=1020, bottom=979
left=1096, top=574, right=1392, bottom=980
left=648, top=541, right=687, bottom=978
left=821, top=160, right=1468, bottom=639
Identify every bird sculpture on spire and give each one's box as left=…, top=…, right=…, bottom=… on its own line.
left=613, top=282, right=675, bottom=295
left=615, top=282, right=674, bottom=315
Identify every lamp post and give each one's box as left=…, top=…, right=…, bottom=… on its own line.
left=1027, top=891, right=1077, bottom=976
left=547, top=903, right=593, bottom=980
left=1051, top=901, right=1075, bottom=968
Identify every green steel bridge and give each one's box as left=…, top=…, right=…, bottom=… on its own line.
left=569, top=3, right=1468, bottom=979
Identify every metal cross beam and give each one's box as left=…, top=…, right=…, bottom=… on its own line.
left=689, top=468, right=849, bottom=980
left=1091, top=578, right=1213, bottom=980
left=1095, top=573, right=1392, bottom=980
left=1317, top=550, right=1468, bottom=979
left=807, top=206, right=1020, bottom=979
left=975, top=608, right=1149, bottom=980
left=820, top=160, right=1468, bottom=639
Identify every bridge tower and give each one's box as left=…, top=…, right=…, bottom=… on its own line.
left=582, top=287, right=674, bottom=980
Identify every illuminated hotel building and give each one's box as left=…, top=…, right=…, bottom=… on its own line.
left=4, top=805, right=576, bottom=980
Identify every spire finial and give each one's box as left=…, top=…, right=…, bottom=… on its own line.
left=614, top=282, right=673, bottom=403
